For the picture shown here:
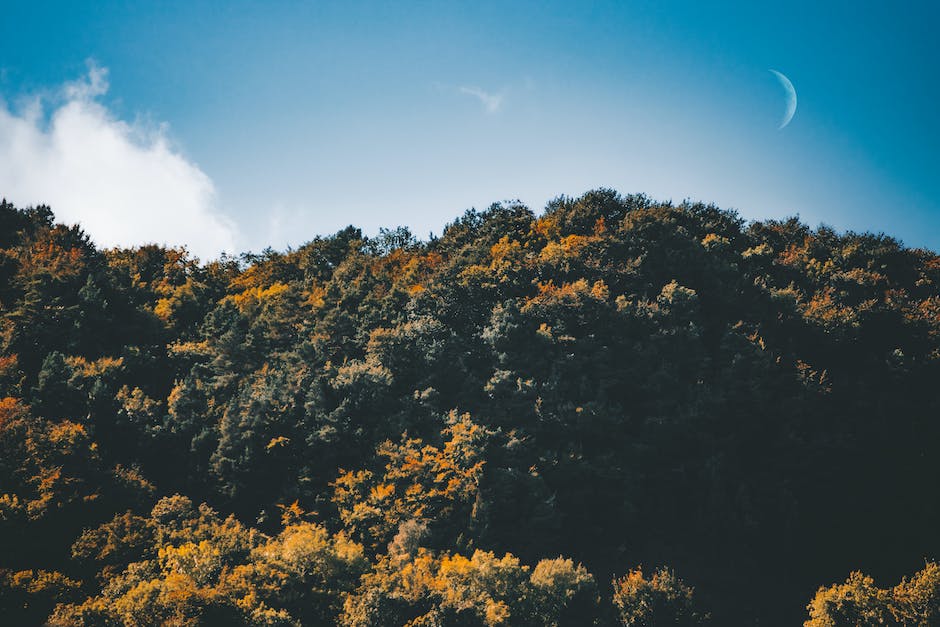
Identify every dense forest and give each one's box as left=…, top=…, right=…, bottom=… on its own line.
left=1, top=190, right=939, bottom=625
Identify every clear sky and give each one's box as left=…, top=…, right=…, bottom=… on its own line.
left=0, top=1, right=937, bottom=257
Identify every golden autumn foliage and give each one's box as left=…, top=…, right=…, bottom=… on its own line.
left=612, top=567, right=707, bottom=626
left=52, top=495, right=369, bottom=626
left=332, top=413, right=487, bottom=553
left=342, top=548, right=598, bottom=627
left=0, top=397, right=101, bottom=521
left=805, top=562, right=940, bottom=626
left=230, top=282, right=293, bottom=313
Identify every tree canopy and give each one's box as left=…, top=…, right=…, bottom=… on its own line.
left=1, top=191, right=939, bottom=625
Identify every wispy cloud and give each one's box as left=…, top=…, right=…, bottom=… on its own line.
left=0, top=61, right=237, bottom=259
left=458, top=86, right=504, bottom=113
left=62, top=63, right=109, bottom=100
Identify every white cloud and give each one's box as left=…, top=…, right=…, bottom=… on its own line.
left=62, top=63, right=109, bottom=101
left=458, top=86, right=503, bottom=113
left=0, top=62, right=237, bottom=259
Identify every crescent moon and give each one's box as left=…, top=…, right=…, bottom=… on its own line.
left=769, top=69, right=797, bottom=129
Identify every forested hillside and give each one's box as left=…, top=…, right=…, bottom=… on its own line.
left=1, top=190, right=939, bottom=625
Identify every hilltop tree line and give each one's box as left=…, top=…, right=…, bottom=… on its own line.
left=1, top=190, right=939, bottom=625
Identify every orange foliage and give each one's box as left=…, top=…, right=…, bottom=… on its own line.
left=230, top=282, right=292, bottom=311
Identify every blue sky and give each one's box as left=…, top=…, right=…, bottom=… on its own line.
left=0, top=1, right=937, bottom=256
